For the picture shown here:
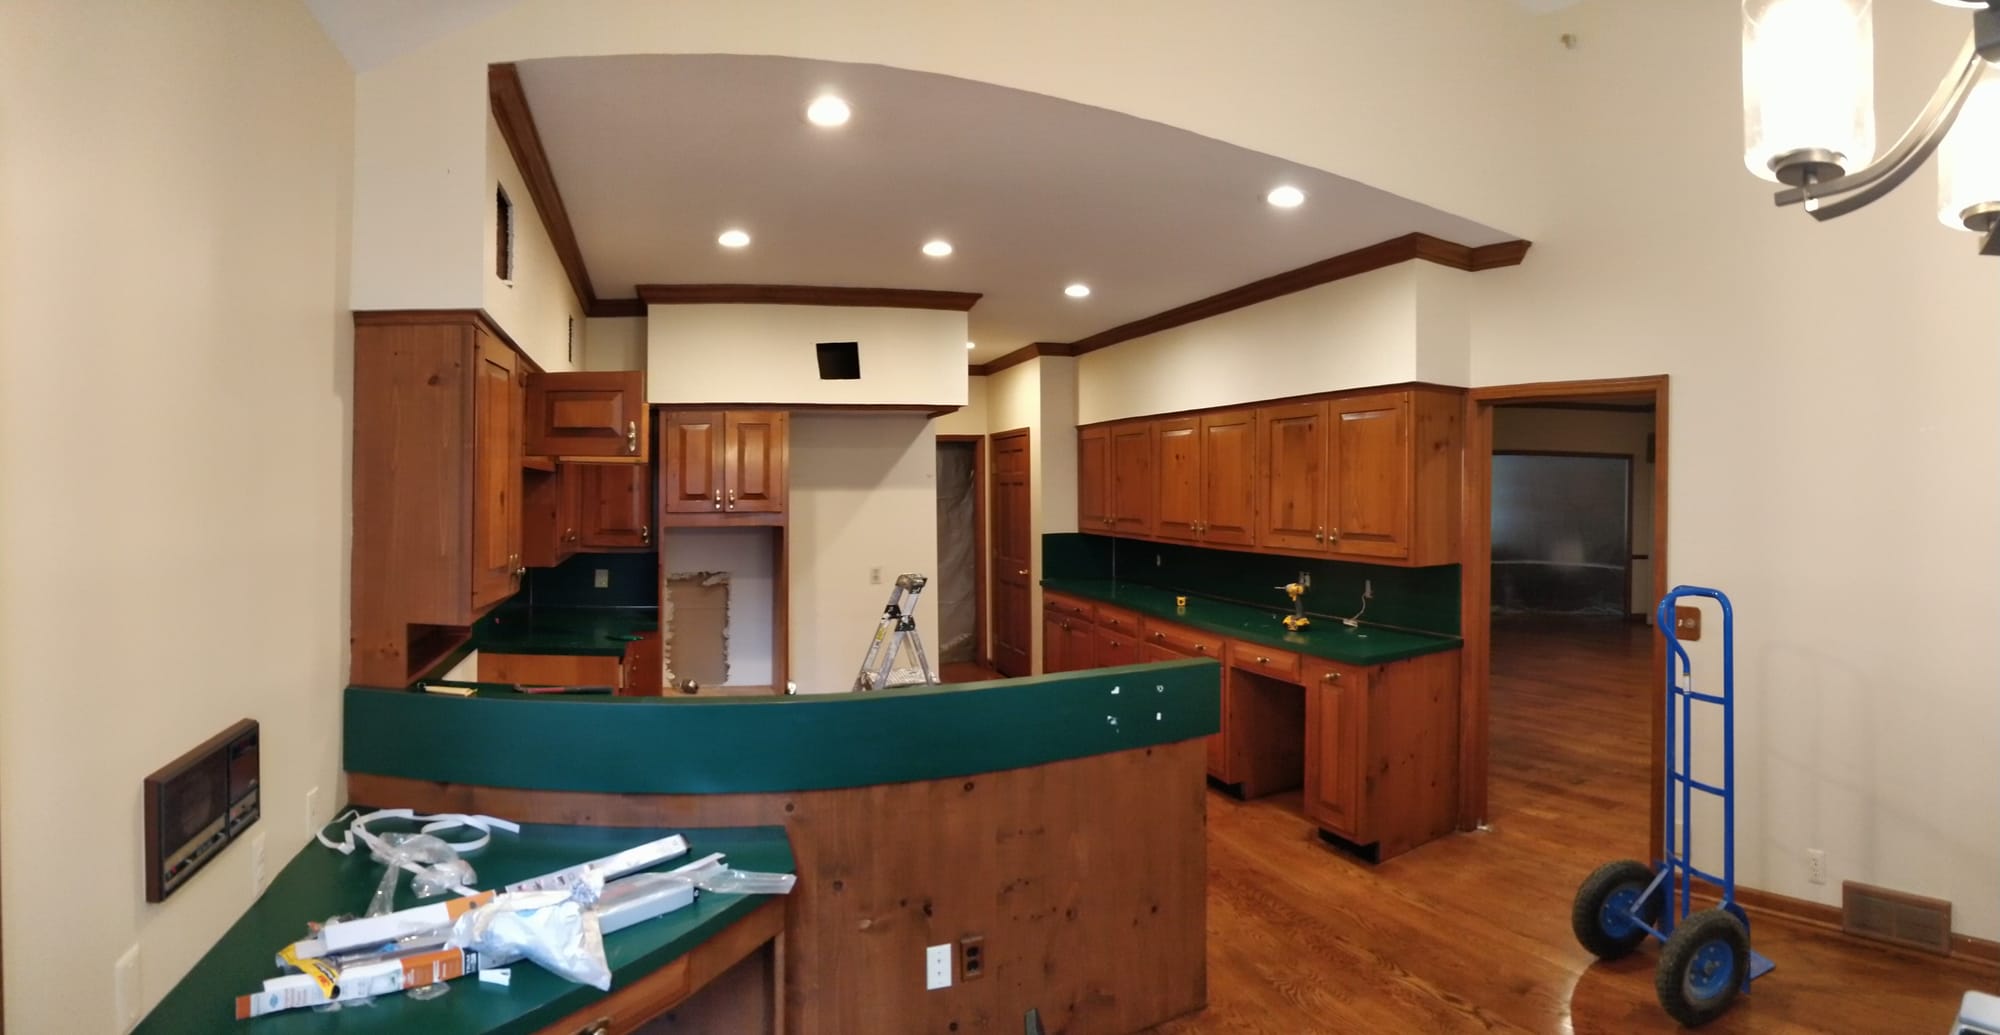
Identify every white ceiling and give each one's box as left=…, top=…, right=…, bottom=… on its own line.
left=515, top=55, right=1515, bottom=363
left=304, top=0, right=523, bottom=70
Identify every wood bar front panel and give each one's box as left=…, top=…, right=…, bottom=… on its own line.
left=350, top=741, right=1209, bottom=1035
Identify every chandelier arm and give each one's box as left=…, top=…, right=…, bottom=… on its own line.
left=1770, top=32, right=1983, bottom=220
left=1983, top=225, right=1998, bottom=257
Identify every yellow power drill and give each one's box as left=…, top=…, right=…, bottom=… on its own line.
left=1278, top=581, right=1310, bottom=631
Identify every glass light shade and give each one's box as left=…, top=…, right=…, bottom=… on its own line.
left=1742, top=0, right=1877, bottom=183
left=1938, top=68, right=2000, bottom=230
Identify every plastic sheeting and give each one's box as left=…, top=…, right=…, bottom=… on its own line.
left=936, top=443, right=978, bottom=663
left=1491, top=453, right=1630, bottom=616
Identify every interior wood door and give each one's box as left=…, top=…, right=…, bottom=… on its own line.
left=470, top=331, right=521, bottom=611
left=1328, top=391, right=1413, bottom=559
left=663, top=411, right=725, bottom=514
left=578, top=462, right=652, bottom=549
left=725, top=411, right=787, bottom=514
left=1199, top=409, right=1257, bottom=546
left=1154, top=417, right=1202, bottom=543
left=991, top=430, right=1033, bottom=677
left=1108, top=421, right=1156, bottom=537
left=1304, top=664, right=1367, bottom=838
left=1077, top=425, right=1111, bottom=532
left=1258, top=401, right=1329, bottom=552
left=524, top=370, right=647, bottom=460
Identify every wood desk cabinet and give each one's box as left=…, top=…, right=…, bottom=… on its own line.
left=1302, top=651, right=1461, bottom=861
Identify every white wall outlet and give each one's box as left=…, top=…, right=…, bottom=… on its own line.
left=250, top=832, right=269, bottom=893
left=1808, top=848, right=1827, bottom=885
left=1154, top=553, right=1162, bottom=567
left=593, top=568, right=610, bottom=589
left=1362, top=579, right=1374, bottom=600
left=925, top=943, right=953, bottom=990
left=304, top=786, right=320, bottom=839
left=1298, top=572, right=1311, bottom=588
left=113, top=943, right=141, bottom=1031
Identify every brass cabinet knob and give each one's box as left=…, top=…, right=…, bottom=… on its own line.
left=577, top=1019, right=612, bottom=1035
left=727, top=488, right=736, bottom=511
left=1256, top=655, right=1270, bottom=664
left=712, top=488, right=722, bottom=510
left=1323, top=671, right=1342, bottom=683
left=626, top=420, right=638, bottom=454
left=1315, top=527, right=1325, bottom=543
left=1017, top=568, right=1029, bottom=576
left=640, top=524, right=650, bottom=543
left=1152, top=632, right=1165, bottom=641
left=1195, top=644, right=1208, bottom=654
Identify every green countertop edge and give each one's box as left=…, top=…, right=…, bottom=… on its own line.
left=346, top=660, right=1221, bottom=795
left=472, top=606, right=659, bottom=659
left=1040, top=579, right=1462, bottom=665
left=135, top=825, right=792, bottom=1035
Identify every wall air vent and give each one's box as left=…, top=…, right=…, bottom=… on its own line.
left=816, top=341, right=861, bottom=380
left=1842, top=880, right=1952, bottom=955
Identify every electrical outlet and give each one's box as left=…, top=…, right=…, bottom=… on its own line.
left=1298, top=572, right=1311, bottom=589
left=250, top=832, right=269, bottom=893
left=113, top=943, right=141, bottom=1031
left=1808, top=848, right=1827, bottom=885
left=304, top=786, right=320, bottom=839
left=959, top=935, right=985, bottom=980
left=871, top=567, right=883, bottom=585
left=593, top=568, right=610, bottom=589
left=1154, top=553, right=1162, bottom=567
left=925, top=943, right=953, bottom=990
left=1363, top=579, right=1373, bottom=600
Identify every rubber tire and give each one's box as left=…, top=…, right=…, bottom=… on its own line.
left=1571, top=859, right=1661, bottom=960
left=1655, top=908, right=1750, bottom=1028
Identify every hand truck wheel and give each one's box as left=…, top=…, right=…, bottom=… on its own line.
left=1655, top=908, right=1750, bottom=1027
left=1571, top=859, right=1661, bottom=961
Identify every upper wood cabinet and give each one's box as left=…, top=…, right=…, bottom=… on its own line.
left=1155, top=417, right=1202, bottom=543
left=1258, top=401, right=1328, bottom=552
left=470, top=330, right=525, bottom=612
left=524, top=370, right=648, bottom=461
left=1108, top=422, right=1156, bottom=536
left=522, top=463, right=582, bottom=569
left=662, top=409, right=789, bottom=524
left=578, top=462, right=652, bottom=549
left=1326, top=389, right=1461, bottom=564
left=1078, top=426, right=1111, bottom=530
left=1199, top=410, right=1257, bottom=546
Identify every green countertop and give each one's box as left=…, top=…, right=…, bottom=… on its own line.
left=136, top=823, right=791, bottom=1035
left=473, top=606, right=657, bottom=657
left=1041, top=579, right=1461, bottom=666
left=347, top=659, right=1221, bottom=795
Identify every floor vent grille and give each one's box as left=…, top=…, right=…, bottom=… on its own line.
left=1842, top=881, right=1952, bottom=955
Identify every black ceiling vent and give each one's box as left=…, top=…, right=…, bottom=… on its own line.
left=816, top=341, right=861, bottom=380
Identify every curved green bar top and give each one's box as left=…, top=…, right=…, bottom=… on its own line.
left=345, top=660, right=1221, bottom=795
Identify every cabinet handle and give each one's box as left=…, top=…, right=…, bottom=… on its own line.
left=640, top=524, right=650, bottom=544
left=1323, top=671, right=1342, bottom=683
left=727, top=488, right=735, bottom=511
left=1017, top=568, right=1029, bottom=576
left=1152, top=632, right=1165, bottom=641
left=1060, top=621, right=1070, bottom=630
left=626, top=421, right=638, bottom=455
left=1329, top=527, right=1340, bottom=540
left=713, top=488, right=721, bottom=511
left=1315, top=527, right=1325, bottom=543
left=1108, top=640, right=1119, bottom=647
left=576, top=1018, right=612, bottom=1035
left=1255, top=655, right=1271, bottom=664
left=1195, top=644, right=1208, bottom=654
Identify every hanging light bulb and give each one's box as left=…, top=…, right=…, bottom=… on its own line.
left=1741, top=0, right=1877, bottom=185
left=1939, top=66, right=2000, bottom=233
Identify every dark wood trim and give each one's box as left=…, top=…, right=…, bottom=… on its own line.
left=1461, top=375, right=1669, bottom=867
left=636, top=284, right=982, bottom=311
left=940, top=435, right=988, bottom=667
left=655, top=402, right=956, bottom=415
left=1501, top=400, right=1656, bottom=414
left=590, top=297, right=646, bottom=318
left=1491, top=449, right=1636, bottom=625
left=1467, top=240, right=1534, bottom=270
left=970, top=342, right=1076, bottom=377
left=489, top=64, right=606, bottom=316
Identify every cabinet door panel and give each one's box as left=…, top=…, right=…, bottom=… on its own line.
left=521, top=466, right=572, bottom=569
left=1304, top=664, right=1368, bottom=838
left=1200, top=409, right=1257, bottom=545
left=1078, top=426, right=1111, bottom=531
left=525, top=370, right=647, bottom=459
left=1328, top=392, right=1412, bottom=559
left=1154, top=418, right=1202, bottom=542
left=579, top=463, right=652, bottom=549
left=663, top=411, right=725, bottom=514
left=471, top=332, right=521, bottom=611
left=1095, top=625, right=1142, bottom=667
left=1108, top=422, right=1157, bottom=536
left=1259, top=402, right=1329, bottom=552
left=1042, top=613, right=1069, bottom=674
left=725, top=411, right=787, bottom=513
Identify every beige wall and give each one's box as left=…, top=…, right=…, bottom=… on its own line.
left=484, top=112, right=585, bottom=371
left=0, top=2, right=355, bottom=1030
left=1492, top=407, right=1658, bottom=616
left=584, top=315, right=647, bottom=371
left=934, top=372, right=989, bottom=437
left=788, top=415, right=941, bottom=691
left=647, top=304, right=969, bottom=406
left=936, top=376, right=991, bottom=660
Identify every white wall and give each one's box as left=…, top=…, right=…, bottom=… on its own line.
left=787, top=415, right=941, bottom=691
left=648, top=304, right=968, bottom=406
left=934, top=372, right=989, bottom=437
left=0, top=2, right=354, bottom=1029
left=662, top=529, right=776, bottom=687
left=584, top=315, right=647, bottom=371
left=1492, top=406, right=1657, bottom=616
left=484, top=111, right=585, bottom=371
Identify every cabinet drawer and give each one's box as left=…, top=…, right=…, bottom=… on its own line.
left=1142, top=619, right=1224, bottom=660
left=1044, top=591, right=1094, bottom=621
left=1093, top=604, right=1140, bottom=636
left=1229, top=642, right=1302, bottom=683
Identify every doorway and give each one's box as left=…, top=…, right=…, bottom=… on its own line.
left=1460, top=377, right=1669, bottom=863
left=935, top=435, right=985, bottom=668
left=990, top=429, right=1032, bottom=677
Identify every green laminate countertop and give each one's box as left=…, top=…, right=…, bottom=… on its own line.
left=474, top=606, right=657, bottom=657
left=1041, top=579, right=1462, bottom=666
left=347, top=659, right=1220, bottom=795
left=135, top=823, right=791, bottom=1035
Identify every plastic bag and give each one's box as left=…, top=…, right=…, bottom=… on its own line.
left=365, top=833, right=478, bottom=917
left=450, top=874, right=611, bottom=990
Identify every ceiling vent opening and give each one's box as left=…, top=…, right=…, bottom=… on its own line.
left=816, top=341, right=861, bottom=380
left=1842, top=881, right=1952, bottom=955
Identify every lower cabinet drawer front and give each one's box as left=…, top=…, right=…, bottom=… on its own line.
left=1093, top=604, right=1141, bottom=637
left=479, top=652, right=624, bottom=689
left=1142, top=619, right=1224, bottom=660
left=1228, top=643, right=1302, bottom=683
left=1096, top=627, right=1144, bottom=667
left=1043, top=591, right=1093, bottom=620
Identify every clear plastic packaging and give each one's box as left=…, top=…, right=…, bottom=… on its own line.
left=450, top=875, right=612, bottom=990
left=674, top=857, right=798, bottom=896
left=365, top=833, right=477, bottom=917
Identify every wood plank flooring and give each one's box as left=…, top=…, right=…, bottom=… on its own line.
left=1151, top=617, right=1991, bottom=1034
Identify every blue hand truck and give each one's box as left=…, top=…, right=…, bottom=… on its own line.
left=1570, top=585, right=1774, bottom=1027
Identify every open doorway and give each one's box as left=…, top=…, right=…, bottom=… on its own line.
left=936, top=435, right=991, bottom=682
left=1460, top=377, right=1669, bottom=863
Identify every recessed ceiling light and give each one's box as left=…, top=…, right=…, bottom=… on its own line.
left=923, top=240, right=954, bottom=258
left=965, top=340, right=976, bottom=350
left=717, top=229, right=750, bottom=248
left=1064, top=283, right=1091, bottom=298
left=806, top=94, right=851, bottom=127
left=1266, top=185, right=1306, bottom=208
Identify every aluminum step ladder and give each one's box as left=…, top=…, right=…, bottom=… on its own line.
left=852, top=573, right=939, bottom=691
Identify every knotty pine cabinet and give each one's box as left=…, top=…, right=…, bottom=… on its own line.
left=521, top=463, right=583, bottom=569
left=662, top=410, right=789, bottom=523
left=1079, top=423, right=1157, bottom=535
left=1154, top=411, right=1254, bottom=545
left=577, top=462, right=652, bottom=549
left=524, top=370, right=648, bottom=461
left=1302, top=651, right=1462, bottom=861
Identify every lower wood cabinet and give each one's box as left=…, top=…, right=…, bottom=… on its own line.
left=1302, top=652, right=1462, bottom=861
left=578, top=462, right=652, bottom=549
left=477, top=636, right=665, bottom=697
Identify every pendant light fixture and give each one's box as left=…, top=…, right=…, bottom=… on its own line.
left=1743, top=0, right=2000, bottom=256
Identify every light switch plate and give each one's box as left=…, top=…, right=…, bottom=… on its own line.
left=594, top=569, right=610, bottom=589
left=925, top=943, right=952, bottom=990
left=114, top=943, right=141, bottom=1031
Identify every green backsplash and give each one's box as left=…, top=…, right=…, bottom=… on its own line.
left=1043, top=533, right=1460, bottom=636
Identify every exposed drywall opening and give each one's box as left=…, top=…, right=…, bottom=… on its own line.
left=662, top=528, right=776, bottom=688
left=936, top=439, right=979, bottom=663
left=815, top=341, right=860, bottom=380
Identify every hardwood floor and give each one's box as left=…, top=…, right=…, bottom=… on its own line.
left=1152, top=617, right=1991, bottom=1034
left=941, top=660, right=1004, bottom=683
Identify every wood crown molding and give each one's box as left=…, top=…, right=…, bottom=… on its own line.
left=636, top=284, right=982, bottom=311
left=968, top=342, right=1076, bottom=377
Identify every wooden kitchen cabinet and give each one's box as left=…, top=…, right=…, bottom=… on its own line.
left=1109, top=422, right=1156, bottom=536
left=524, top=370, right=648, bottom=461
left=1302, top=650, right=1462, bottom=861
left=1078, top=425, right=1111, bottom=530
left=1326, top=388, right=1462, bottom=564
left=471, top=330, right=525, bottom=612
left=1258, top=401, right=1329, bottom=553
left=725, top=411, right=787, bottom=514
left=1303, top=661, right=1366, bottom=840
left=521, top=463, right=582, bottom=569
left=479, top=651, right=624, bottom=688
left=661, top=409, right=789, bottom=523
left=1042, top=611, right=1095, bottom=673
left=1154, top=417, right=1202, bottom=543
left=578, top=462, right=652, bottom=549
left=663, top=411, right=725, bottom=514
left=1094, top=624, right=1143, bottom=667
left=1198, top=410, right=1257, bottom=545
